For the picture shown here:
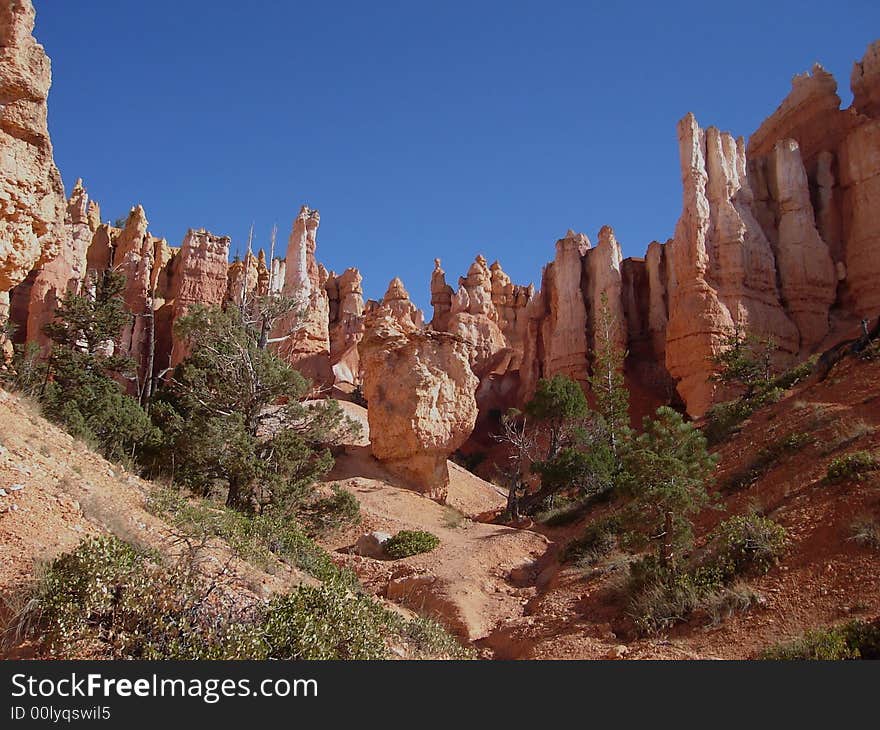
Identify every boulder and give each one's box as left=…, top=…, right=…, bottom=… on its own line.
left=359, top=287, right=478, bottom=503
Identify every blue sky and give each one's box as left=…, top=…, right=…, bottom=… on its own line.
left=34, top=1, right=880, bottom=312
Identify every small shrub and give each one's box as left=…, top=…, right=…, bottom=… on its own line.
left=849, top=517, right=880, bottom=549
left=627, top=567, right=705, bottom=635
left=304, top=485, right=360, bottom=534
left=722, top=433, right=812, bottom=493
left=441, top=506, right=467, bottom=529
left=761, top=620, right=880, bottom=660
left=146, top=489, right=355, bottom=585
left=384, top=530, right=440, bottom=559
left=260, top=580, right=389, bottom=660
left=3, top=535, right=470, bottom=660
left=705, top=513, right=788, bottom=579
left=395, top=615, right=475, bottom=659
left=535, top=496, right=585, bottom=526
left=822, top=420, right=874, bottom=455
left=702, top=582, right=764, bottom=626
left=770, top=356, right=817, bottom=390
left=704, top=399, right=754, bottom=445
left=826, top=451, right=878, bottom=482
left=564, top=517, right=620, bottom=566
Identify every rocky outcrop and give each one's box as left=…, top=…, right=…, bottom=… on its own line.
left=851, top=39, right=880, bottom=119
left=226, top=250, right=268, bottom=307
left=762, top=139, right=836, bottom=347
left=587, top=226, right=627, bottom=356
left=747, top=64, right=857, bottom=166
left=839, top=119, right=880, bottom=317
left=169, top=228, right=231, bottom=367
left=359, top=283, right=477, bottom=502
left=429, top=259, right=454, bottom=331
left=327, top=267, right=365, bottom=386
left=542, top=230, right=591, bottom=385
left=430, top=256, right=532, bottom=380
left=665, top=114, right=800, bottom=416
left=273, top=206, right=332, bottom=386
left=0, top=0, right=66, bottom=293
left=446, top=256, right=507, bottom=374
left=22, top=180, right=97, bottom=348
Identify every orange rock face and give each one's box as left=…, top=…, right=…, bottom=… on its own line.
left=273, top=206, right=332, bottom=386
left=169, top=228, right=231, bottom=367
left=665, top=114, right=798, bottom=416
left=327, top=267, right=365, bottom=386
left=22, top=180, right=96, bottom=349
left=359, top=287, right=478, bottom=503
left=0, top=0, right=66, bottom=293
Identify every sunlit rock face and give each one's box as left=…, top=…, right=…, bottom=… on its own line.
left=360, top=280, right=477, bottom=503
left=169, top=228, right=231, bottom=368
left=0, top=0, right=66, bottom=293
left=272, top=205, right=332, bottom=386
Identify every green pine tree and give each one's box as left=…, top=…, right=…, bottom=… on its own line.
left=588, top=292, right=631, bottom=455
left=622, top=406, right=717, bottom=570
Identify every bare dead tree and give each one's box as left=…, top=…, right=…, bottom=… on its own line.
left=491, top=409, right=539, bottom=521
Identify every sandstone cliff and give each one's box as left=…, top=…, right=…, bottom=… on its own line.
left=0, top=0, right=66, bottom=336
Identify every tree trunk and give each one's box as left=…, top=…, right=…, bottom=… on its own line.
left=141, top=304, right=155, bottom=410
left=226, top=479, right=247, bottom=510
left=506, top=479, right=520, bottom=521
left=660, top=509, right=674, bottom=571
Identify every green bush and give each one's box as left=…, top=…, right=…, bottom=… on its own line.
left=146, top=489, right=355, bottom=586
left=564, top=517, right=620, bottom=566
left=826, top=451, right=878, bottom=482
left=625, top=512, right=785, bottom=635
left=4, top=535, right=470, bottom=660
left=705, top=514, right=788, bottom=579
left=770, top=356, right=817, bottom=390
left=761, top=620, right=880, bottom=660
left=384, top=530, right=440, bottom=559
left=303, top=485, right=361, bottom=534
left=3, top=536, right=236, bottom=659
left=260, top=579, right=389, bottom=659
left=849, top=517, right=880, bottom=549
left=626, top=566, right=706, bottom=635
left=703, top=388, right=784, bottom=446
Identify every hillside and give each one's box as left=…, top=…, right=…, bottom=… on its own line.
left=477, top=354, right=880, bottom=659
left=2, top=349, right=879, bottom=659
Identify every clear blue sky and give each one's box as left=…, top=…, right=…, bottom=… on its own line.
left=34, top=0, right=880, bottom=312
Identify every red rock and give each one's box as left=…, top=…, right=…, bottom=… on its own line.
left=0, top=0, right=66, bottom=293
left=359, top=289, right=478, bottom=503
left=169, top=227, right=231, bottom=367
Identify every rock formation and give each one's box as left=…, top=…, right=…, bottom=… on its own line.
left=587, top=226, right=627, bottom=355
left=327, top=267, right=365, bottom=387
left=429, top=259, right=454, bottom=331
left=665, top=115, right=799, bottom=416
left=226, top=250, right=268, bottom=308
left=445, top=256, right=508, bottom=374
left=273, top=206, right=332, bottom=386
left=359, top=282, right=478, bottom=503
left=19, top=180, right=97, bottom=348
left=4, top=17, right=880, bottom=431
left=852, top=40, right=880, bottom=118
left=168, top=228, right=231, bottom=367
left=0, top=0, right=65, bottom=295
left=759, top=139, right=836, bottom=347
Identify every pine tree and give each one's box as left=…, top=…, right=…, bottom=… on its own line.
left=39, top=270, right=155, bottom=461
left=622, top=406, right=717, bottom=570
left=710, top=326, right=777, bottom=396
left=160, top=304, right=360, bottom=511
left=588, top=292, right=631, bottom=455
